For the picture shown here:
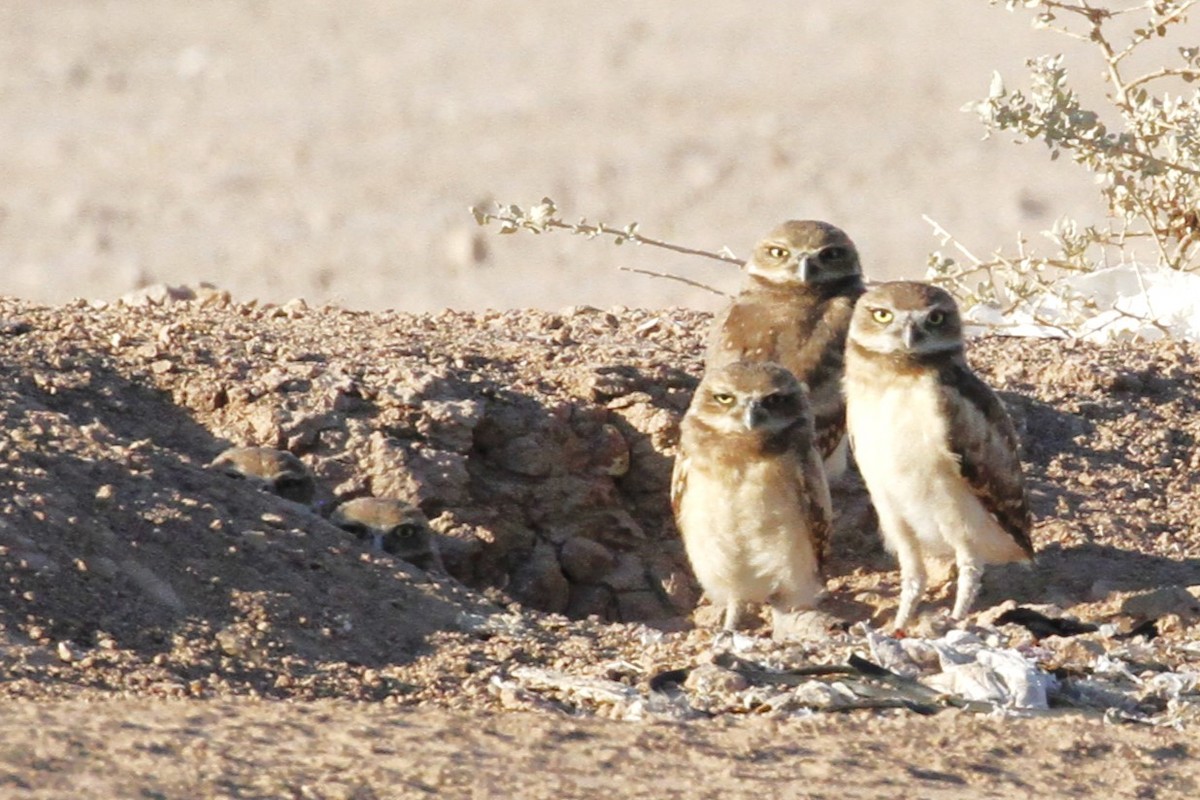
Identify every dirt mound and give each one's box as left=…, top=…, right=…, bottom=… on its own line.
left=2, top=290, right=1200, bottom=713
left=0, top=291, right=714, bottom=699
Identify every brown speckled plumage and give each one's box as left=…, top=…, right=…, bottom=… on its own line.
left=208, top=446, right=315, bottom=506
left=706, top=221, right=865, bottom=467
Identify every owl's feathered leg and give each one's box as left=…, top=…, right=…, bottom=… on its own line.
left=710, top=601, right=748, bottom=651
left=722, top=600, right=744, bottom=631
left=892, top=546, right=926, bottom=633
left=951, top=556, right=983, bottom=620
left=872, top=501, right=925, bottom=631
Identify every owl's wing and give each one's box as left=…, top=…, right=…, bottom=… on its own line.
left=670, top=449, right=688, bottom=519
left=704, top=295, right=788, bottom=370
left=703, top=300, right=746, bottom=368
left=799, top=444, right=834, bottom=572
left=812, top=415, right=846, bottom=461
left=937, top=361, right=1034, bottom=557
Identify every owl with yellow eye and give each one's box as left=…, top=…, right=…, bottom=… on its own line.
left=671, top=361, right=831, bottom=635
left=706, top=220, right=866, bottom=480
left=843, top=281, right=1034, bottom=630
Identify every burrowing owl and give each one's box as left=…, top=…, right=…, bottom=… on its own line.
left=706, top=220, right=865, bottom=478
left=843, top=281, right=1034, bottom=630
left=330, top=497, right=443, bottom=571
left=672, top=361, right=831, bottom=633
left=208, top=446, right=315, bottom=505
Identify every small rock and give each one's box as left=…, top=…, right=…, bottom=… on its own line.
left=565, top=583, right=617, bottom=620
left=590, top=424, right=630, bottom=476
left=509, top=542, right=570, bottom=613
left=215, top=628, right=249, bottom=658
left=603, top=553, right=649, bottom=592
left=789, top=681, right=843, bottom=710
left=684, top=663, right=748, bottom=694
left=771, top=609, right=840, bottom=643
left=1121, top=586, right=1200, bottom=621
left=281, top=298, right=309, bottom=318
left=692, top=602, right=727, bottom=630
left=419, top=399, right=485, bottom=453
left=558, top=538, right=616, bottom=583
left=493, top=434, right=555, bottom=478
left=616, top=589, right=670, bottom=622
left=562, top=305, right=601, bottom=317
left=367, top=436, right=470, bottom=506
left=196, top=284, right=232, bottom=307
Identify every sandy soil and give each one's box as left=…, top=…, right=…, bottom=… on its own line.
left=4, top=701, right=1196, bottom=799
left=1, top=292, right=1199, bottom=797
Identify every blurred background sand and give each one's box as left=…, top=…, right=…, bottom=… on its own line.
left=0, top=1, right=1115, bottom=313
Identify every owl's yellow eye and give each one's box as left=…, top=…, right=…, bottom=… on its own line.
left=870, top=308, right=894, bottom=324
left=927, top=310, right=947, bottom=326
left=711, top=392, right=735, bottom=406
left=766, top=246, right=789, bottom=260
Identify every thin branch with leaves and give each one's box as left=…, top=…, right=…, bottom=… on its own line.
left=471, top=197, right=745, bottom=267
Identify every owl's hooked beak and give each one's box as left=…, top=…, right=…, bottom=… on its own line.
left=901, top=317, right=924, bottom=349
left=795, top=254, right=815, bottom=283
left=370, top=532, right=384, bottom=552
left=744, top=399, right=769, bottom=430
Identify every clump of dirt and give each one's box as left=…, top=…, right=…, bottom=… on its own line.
left=1, top=289, right=1199, bottom=715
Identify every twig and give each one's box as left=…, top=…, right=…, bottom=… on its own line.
left=924, top=214, right=986, bottom=265
left=1124, top=67, right=1200, bottom=92
left=542, top=219, right=745, bottom=266
left=1094, top=142, right=1200, bottom=180
left=617, top=266, right=730, bottom=298
left=1093, top=302, right=1176, bottom=338
left=1112, top=0, right=1197, bottom=66
left=470, top=199, right=745, bottom=267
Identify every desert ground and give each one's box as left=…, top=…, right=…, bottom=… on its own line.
left=1, top=293, right=1199, bottom=798
left=2, top=2, right=1200, bottom=798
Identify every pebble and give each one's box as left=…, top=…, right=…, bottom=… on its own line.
left=56, top=642, right=77, bottom=663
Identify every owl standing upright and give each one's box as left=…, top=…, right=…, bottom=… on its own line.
left=706, top=220, right=866, bottom=478
left=671, top=361, right=831, bottom=633
left=843, top=281, right=1034, bottom=630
